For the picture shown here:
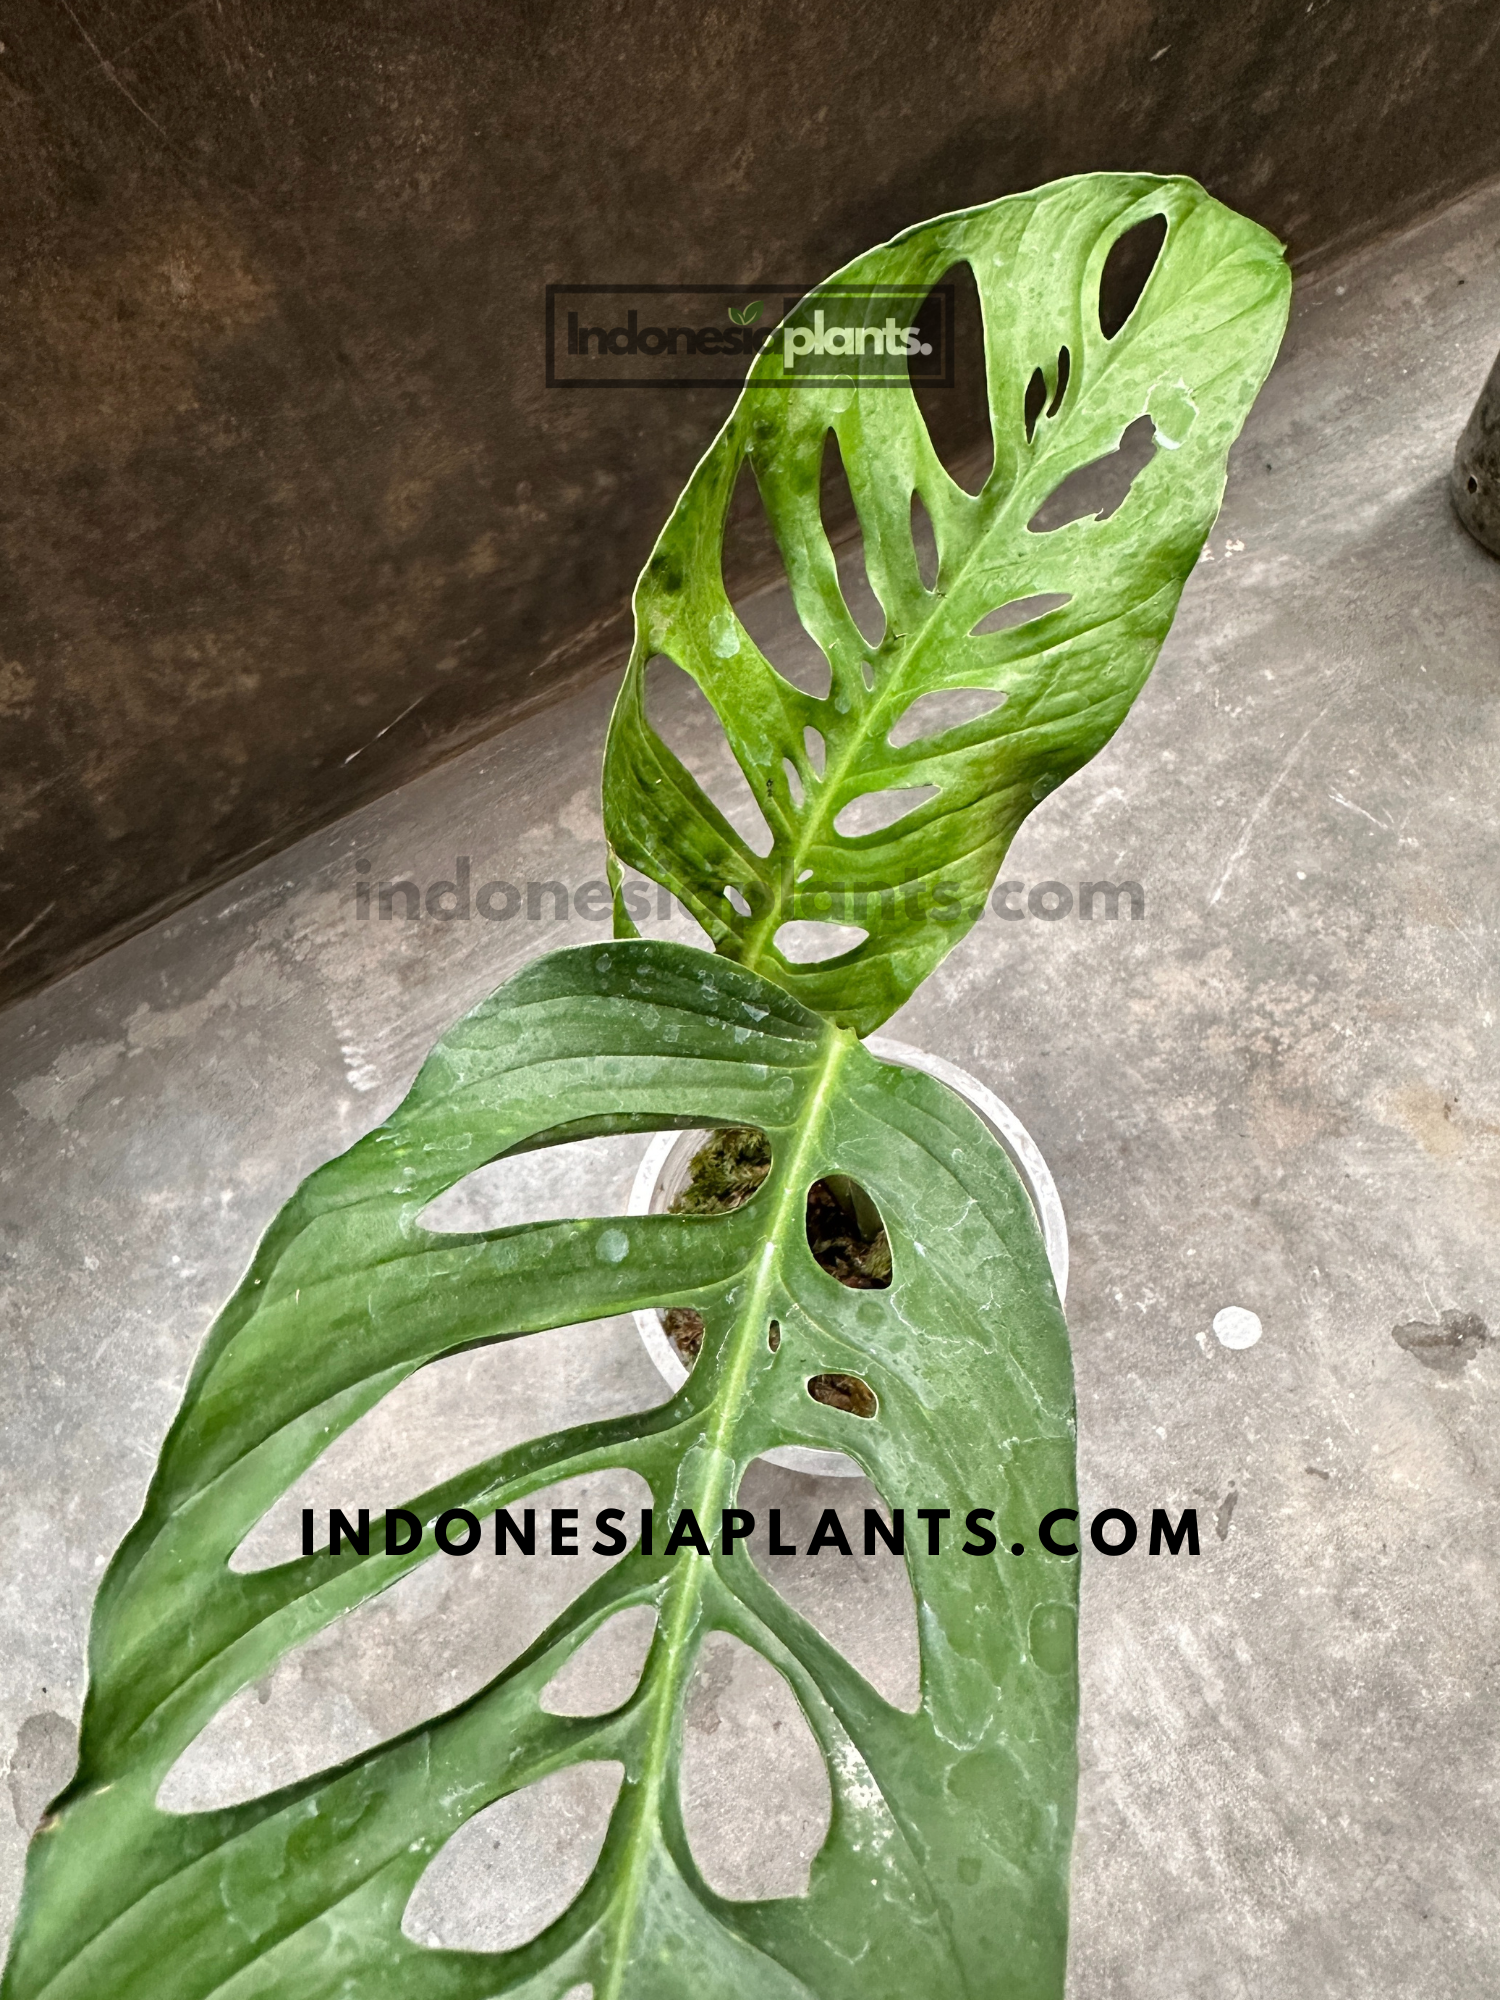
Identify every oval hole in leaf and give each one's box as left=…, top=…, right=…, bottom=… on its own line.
left=232, top=1329, right=666, bottom=1575
left=910, top=492, right=939, bottom=589
left=724, top=885, right=752, bottom=918
left=741, top=1457, right=920, bottom=1712
left=821, top=431, right=886, bottom=648
left=418, top=1130, right=650, bottom=1234
left=774, top=920, right=868, bottom=963
left=645, top=654, right=774, bottom=856
left=1046, top=344, right=1071, bottom=418
left=1099, top=213, right=1168, bottom=339
left=808, top=1373, right=877, bottom=1417
left=1028, top=414, right=1157, bottom=533
left=1023, top=365, right=1047, bottom=442
left=806, top=1174, right=891, bottom=1289
left=720, top=453, right=784, bottom=600
left=783, top=757, right=804, bottom=807
left=911, top=260, right=992, bottom=493
left=664, top=1124, right=772, bottom=1216
left=168, top=1469, right=651, bottom=1810
left=680, top=1633, right=830, bottom=1900
left=969, top=590, right=1072, bottom=637
left=722, top=459, right=832, bottom=700
left=833, top=785, right=937, bottom=836
left=888, top=686, right=1006, bottom=749
left=803, top=725, right=826, bottom=775
left=402, top=1762, right=623, bottom=1952
left=540, top=1605, right=658, bottom=1716
left=660, top=1305, right=705, bottom=1371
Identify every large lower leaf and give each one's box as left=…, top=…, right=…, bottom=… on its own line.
left=604, top=172, right=1290, bottom=1032
left=3, top=941, right=1076, bottom=2000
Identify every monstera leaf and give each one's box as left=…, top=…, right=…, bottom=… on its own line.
left=3, top=943, right=1076, bottom=2000
left=604, top=172, right=1290, bottom=1032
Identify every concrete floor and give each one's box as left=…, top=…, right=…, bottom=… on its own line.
left=3, top=177, right=1499, bottom=1995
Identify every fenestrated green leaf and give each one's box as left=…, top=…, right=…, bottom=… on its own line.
left=604, top=172, right=1290, bottom=1032
left=2, top=941, right=1077, bottom=2000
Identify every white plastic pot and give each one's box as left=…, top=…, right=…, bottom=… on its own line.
left=628, top=1034, right=1069, bottom=1478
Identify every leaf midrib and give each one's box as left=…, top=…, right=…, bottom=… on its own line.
left=734, top=364, right=1157, bottom=976
left=599, top=1027, right=850, bottom=1997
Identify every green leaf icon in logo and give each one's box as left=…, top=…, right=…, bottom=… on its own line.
left=728, top=299, right=763, bottom=326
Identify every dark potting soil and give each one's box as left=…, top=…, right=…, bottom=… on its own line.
left=659, top=1127, right=888, bottom=1418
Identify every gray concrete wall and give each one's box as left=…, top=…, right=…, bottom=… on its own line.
left=2, top=174, right=1498, bottom=1993
left=4, top=0, right=1500, bottom=1008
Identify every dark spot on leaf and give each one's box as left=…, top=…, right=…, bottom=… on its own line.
left=650, top=551, right=684, bottom=592
left=807, top=1373, right=877, bottom=1417
left=768, top=1319, right=781, bottom=1351
left=1392, top=1309, right=1489, bottom=1376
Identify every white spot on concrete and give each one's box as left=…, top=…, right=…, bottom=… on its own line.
left=1213, top=1306, right=1262, bottom=1350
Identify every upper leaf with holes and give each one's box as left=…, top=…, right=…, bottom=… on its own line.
left=0, top=941, right=1075, bottom=2000
left=604, top=173, right=1289, bottom=1032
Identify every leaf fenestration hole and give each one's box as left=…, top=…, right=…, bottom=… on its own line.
left=724, top=885, right=752, bottom=918
left=783, top=757, right=804, bottom=807
left=803, top=725, right=826, bottom=775
left=1046, top=345, right=1071, bottom=418
left=1028, top=415, right=1157, bottom=533
left=1023, top=366, right=1047, bottom=443
left=656, top=1125, right=774, bottom=1371
left=172, top=1468, right=651, bottom=1810
left=232, top=1337, right=664, bottom=1577
left=417, top=1129, right=653, bottom=1235
left=969, top=590, right=1073, bottom=637
left=910, top=493, right=939, bottom=589
left=741, top=1458, right=921, bottom=1712
left=832, top=785, right=938, bottom=837
left=774, top=920, right=868, bottom=963
left=402, top=1762, right=623, bottom=1951
left=539, top=1605, right=658, bottom=1716
left=721, top=459, right=831, bottom=700
left=645, top=654, right=775, bottom=856
left=680, top=1633, right=831, bottom=1899
left=1099, top=213, right=1168, bottom=339
left=807, top=1373, right=877, bottom=1417
left=768, top=1318, right=781, bottom=1351
left=805, top=1174, right=891, bottom=1288
left=888, top=687, right=1007, bottom=748
left=821, top=430, right=886, bottom=649
left=911, top=259, right=992, bottom=493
